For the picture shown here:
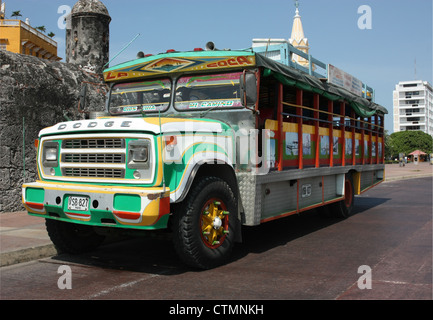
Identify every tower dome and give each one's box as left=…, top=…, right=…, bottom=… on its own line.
left=66, top=0, right=111, bottom=73
left=71, top=0, right=110, bottom=18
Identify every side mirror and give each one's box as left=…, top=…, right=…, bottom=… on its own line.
left=239, top=71, right=257, bottom=108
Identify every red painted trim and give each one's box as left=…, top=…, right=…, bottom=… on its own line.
left=351, top=109, right=356, bottom=165
left=260, top=196, right=345, bottom=224
left=360, top=179, right=384, bottom=194
left=25, top=202, right=44, bottom=210
left=328, top=100, right=334, bottom=168
left=113, top=210, right=141, bottom=220
left=159, top=196, right=170, bottom=217
left=314, top=93, right=320, bottom=168
left=296, top=89, right=303, bottom=170
left=65, top=212, right=91, bottom=219
left=261, top=210, right=298, bottom=223
left=340, top=102, right=346, bottom=167
left=278, top=83, right=284, bottom=171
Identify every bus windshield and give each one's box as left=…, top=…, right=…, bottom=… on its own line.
left=175, top=72, right=243, bottom=111
left=109, top=79, right=171, bottom=115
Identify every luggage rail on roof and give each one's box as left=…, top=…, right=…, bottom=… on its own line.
left=252, top=38, right=375, bottom=102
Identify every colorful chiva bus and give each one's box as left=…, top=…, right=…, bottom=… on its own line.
left=22, top=45, right=387, bottom=269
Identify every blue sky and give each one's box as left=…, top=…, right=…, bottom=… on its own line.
left=5, top=0, right=433, bottom=132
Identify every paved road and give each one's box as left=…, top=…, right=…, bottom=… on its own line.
left=1, top=177, right=431, bottom=302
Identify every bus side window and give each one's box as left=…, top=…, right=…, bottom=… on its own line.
left=257, top=77, right=278, bottom=129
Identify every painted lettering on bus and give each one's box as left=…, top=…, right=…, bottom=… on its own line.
left=206, top=56, right=252, bottom=68
left=57, top=120, right=132, bottom=131
left=105, top=72, right=129, bottom=80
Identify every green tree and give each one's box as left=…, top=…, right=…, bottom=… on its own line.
left=11, top=10, right=22, bottom=18
left=35, top=25, right=46, bottom=33
left=384, top=130, right=394, bottom=160
left=388, top=131, right=433, bottom=158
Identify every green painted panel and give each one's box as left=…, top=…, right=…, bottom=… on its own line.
left=113, top=194, right=141, bottom=212
left=26, top=188, right=45, bottom=203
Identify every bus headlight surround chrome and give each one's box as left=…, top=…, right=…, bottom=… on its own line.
left=128, top=139, right=150, bottom=169
left=42, top=142, right=59, bottom=167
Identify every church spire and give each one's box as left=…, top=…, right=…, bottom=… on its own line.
left=290, top=1, right=306, bottom=45
left=289, top=0, right=310, bottom=68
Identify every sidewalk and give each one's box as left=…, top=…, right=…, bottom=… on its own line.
left=384, top=161, right=433, bottom=182
left=1, top=163, right=432, bottom=267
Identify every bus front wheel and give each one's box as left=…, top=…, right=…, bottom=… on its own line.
left=172, top=176, right=238, bottom=269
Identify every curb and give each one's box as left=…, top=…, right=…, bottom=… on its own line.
left=0, top=234, right=132, bottom=267
left=1, top=244, right=57, bottom=267
left=385, top=173, right=433, bottom=182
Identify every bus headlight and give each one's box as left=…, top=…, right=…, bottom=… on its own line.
left=128, top=140, right=150, bottom=169
left=42, top=142, right=59, bottom=167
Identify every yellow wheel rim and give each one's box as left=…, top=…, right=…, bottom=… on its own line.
left=200, top=199, right=229, bottom=248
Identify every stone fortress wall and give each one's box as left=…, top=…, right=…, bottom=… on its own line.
left=0, top=50, right=107, bottom=212
left=0, top=0, right=111, bottom=212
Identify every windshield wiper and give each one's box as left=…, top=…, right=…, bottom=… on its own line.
left=199, top=106, right=221, bottom=118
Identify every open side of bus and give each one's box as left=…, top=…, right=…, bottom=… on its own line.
left=236, top=61, right=386, bottom=226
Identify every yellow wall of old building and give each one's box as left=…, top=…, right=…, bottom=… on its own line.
left=0, top=20, right=60, bottom=60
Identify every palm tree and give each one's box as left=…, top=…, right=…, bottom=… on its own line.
left=11, top=10, right=22, bottom=18
left=35, top=25, right=46, bottom=33
left=48, top=32, right=55, bottom=38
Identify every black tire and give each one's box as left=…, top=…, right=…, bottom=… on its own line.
left=172, top=176, right=238, bottom=269
left=332, top=173, right=355, bottom=218
left=45, top=219, right=105, bottom=254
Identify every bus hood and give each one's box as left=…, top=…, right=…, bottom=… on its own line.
left=38, top=117, right=228, bottom=137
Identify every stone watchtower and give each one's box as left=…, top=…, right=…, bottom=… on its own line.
left=66, top=0, right=111, bottom=74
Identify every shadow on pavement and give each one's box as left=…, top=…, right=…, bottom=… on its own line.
left=49, top=195, right=390, bottom=275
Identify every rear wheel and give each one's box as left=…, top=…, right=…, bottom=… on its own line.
left=46, top=219, right=105, bottom=254
left=172, top=176, right=238, bottom=269
left=332, top=173, right=355, bottom=218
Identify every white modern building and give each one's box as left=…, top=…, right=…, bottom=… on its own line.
left=393, top=80, right=433, bottom=136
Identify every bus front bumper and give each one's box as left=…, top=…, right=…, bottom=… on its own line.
left=22, top=181, right=170, bottom=230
